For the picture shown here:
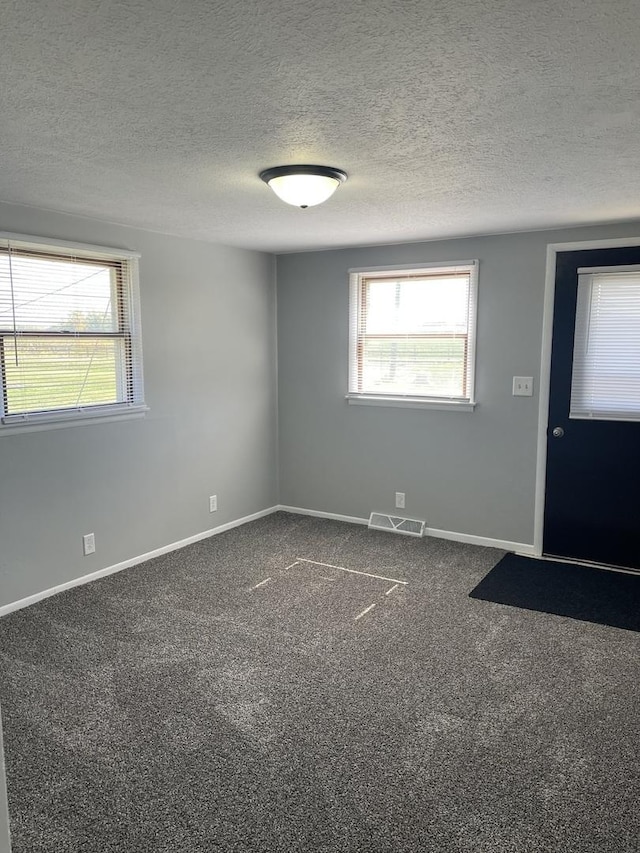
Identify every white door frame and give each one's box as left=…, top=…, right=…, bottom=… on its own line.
left=533, top=235, right=640, bottom=556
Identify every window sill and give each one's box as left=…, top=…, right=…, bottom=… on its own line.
left=345, top=394, right=476, bottom=412
left=0, top=404, right=149, bottom=436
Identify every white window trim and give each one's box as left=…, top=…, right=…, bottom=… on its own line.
left=347, top=260, right=479, bottom=410
left=0, top=233, right=141, bottom=261
left=345, top=394, right=476, bottom=411
left=0, top=233, right=147, bottom=435
left=0, top=405, right=149, bottom=435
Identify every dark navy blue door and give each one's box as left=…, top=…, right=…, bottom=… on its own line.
left=544, top=246, right=640, bottom=570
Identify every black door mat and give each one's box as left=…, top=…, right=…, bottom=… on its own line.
left=470, top=553, right=640, bottom=632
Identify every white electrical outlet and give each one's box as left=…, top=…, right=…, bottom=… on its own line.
left=83, top=533, right=96, bottom=556
left=512, top=376, right=534, bottom=397
left=395, top=492, right=406, bottom=509
left=209, top=495, right=218, bottom=513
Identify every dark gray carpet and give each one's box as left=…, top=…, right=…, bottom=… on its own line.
left=471, top=553, right=640, bottom=632
left=0, top=512, right=639, bottom=852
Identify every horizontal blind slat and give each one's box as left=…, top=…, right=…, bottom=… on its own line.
left=570, top=272, right=640, bottom=419
left=0, top=237, right=143, bottom=421
left=349, top=263, right=476, bottom=400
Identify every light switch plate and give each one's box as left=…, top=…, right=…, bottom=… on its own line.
left=512, top=376, right=534, bottom=396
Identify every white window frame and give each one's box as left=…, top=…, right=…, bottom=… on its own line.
left=347, top=261, right=478, bottom=411
left=0, top=233, right=147, bottom=435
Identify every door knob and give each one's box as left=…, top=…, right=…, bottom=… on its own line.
left=552, top=426, right=564, bottom=438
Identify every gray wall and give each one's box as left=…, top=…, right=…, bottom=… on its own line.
left=277, top=223, right=640, bottom=547
left=0, top=202, right=278, bottom=608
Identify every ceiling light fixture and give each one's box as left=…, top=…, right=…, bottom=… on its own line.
left=259, top=164, right=347, bottom=209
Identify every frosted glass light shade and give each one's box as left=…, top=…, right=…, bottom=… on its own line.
left=260, top=165, right=347, bottom=208
left=268, top=174, right=339, bottom=207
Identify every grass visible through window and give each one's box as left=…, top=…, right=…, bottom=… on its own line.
left=4, top=338, right=121, bottom=414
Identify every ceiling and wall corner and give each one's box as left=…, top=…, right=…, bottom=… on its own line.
left=0, top=0, right=639, bottom=253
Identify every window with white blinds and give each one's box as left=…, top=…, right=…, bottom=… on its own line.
left=348, top=262, right=478, bottom=406
left=570, top=268, right=640, bottom=421
left=0, top=235, right=145, bottom=429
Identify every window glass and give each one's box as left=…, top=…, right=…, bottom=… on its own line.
left=0, top=237, right=145, bottom=428
left=570, top=270, right=640, bottom=420
left=349, top=263, right=478, bottom=404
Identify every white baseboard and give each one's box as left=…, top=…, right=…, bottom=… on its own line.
left=278, top=504, right=536, bottom=555
left=0, top=506, right=279, bottom=618
left=1, top=504, right=536, bottom=618
left=424, top=525, right=536, bottom=555
left=278, top=504, right=369, bottom=526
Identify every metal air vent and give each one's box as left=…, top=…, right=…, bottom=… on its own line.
left=368, top=513, right=425, bottom=537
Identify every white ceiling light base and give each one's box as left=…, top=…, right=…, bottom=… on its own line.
left=259, top=165, right=347, bottom=208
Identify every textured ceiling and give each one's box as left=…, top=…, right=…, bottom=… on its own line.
left=1, top=0, right=639, bottom=252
